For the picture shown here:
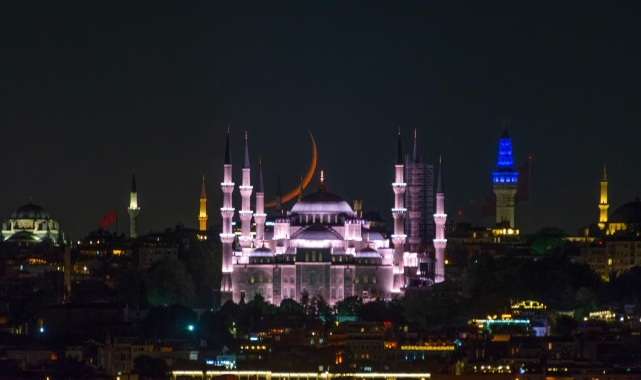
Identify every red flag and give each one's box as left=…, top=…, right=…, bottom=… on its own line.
left=99, top=210, right=116, bottom=227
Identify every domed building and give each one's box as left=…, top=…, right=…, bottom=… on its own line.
left=605, top=197, right=641, bottom=235
left=217, top=130, right=448, bottom=306
left=1, top=202, right=63, bottom=246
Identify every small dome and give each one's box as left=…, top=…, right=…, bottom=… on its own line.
left=291, top=191, right=354, bottom=214
left=250, top=245, right=274, bottom=257
left=609, top=198, right=641, bottom=225
left=11, top=203, right=50, bottom=219
left=355, top=246, right=381, bottom=259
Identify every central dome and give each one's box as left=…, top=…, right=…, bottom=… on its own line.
left=290, top=191, right=354, bottom=214
left=11, top=202, right=51, bottom=220
left=609, top=197, right=641, bottom=224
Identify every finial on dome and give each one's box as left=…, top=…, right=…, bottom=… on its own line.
left=318, top=170, right=326, bottom=193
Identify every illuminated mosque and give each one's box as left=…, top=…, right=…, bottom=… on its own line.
left=1, top=202, right=63, bottom=246
left=215, top=130, right=447, bottom=306
left=596, top=163, right=641, bottom=235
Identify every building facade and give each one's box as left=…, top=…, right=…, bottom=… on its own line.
left=219, top=130, right=447, bottom=306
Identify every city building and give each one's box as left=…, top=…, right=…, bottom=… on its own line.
left=219, top=129, right=447, bottom=306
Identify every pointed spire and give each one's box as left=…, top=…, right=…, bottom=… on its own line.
left=298, top=174, right=304, bottom=201
left=243, top=130, right=250, bottom=169
left=412, top=128, right=418, bottom=163
left=200, top=174, right=207, bottom=199
left=276, top=174, right=282, bottom=196
left=396, top=127, right=403, bottom=165
left=131, top=173, right=137, bottom=193
left=436, top=155, right=444, bottom=193
left=319, top=170, right=326, bottom=192
left=224, top=125, right=232, bottom=165
left=501, top=119, right=510, bottom=138
left=256, top=157, right=264, bottom=193
left=602, top=162, right=607, bottom=181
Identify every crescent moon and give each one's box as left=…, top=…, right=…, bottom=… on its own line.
left=265, top=130, right=317, bottom=208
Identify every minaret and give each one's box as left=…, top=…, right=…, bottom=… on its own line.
left=198, top=174, right=208, bottom=231
left=433, top=156, right=447, bottom=283
left=391, top=129, right=407, bottom=293
left=127, top=174, right=140, bottom=238
left=492, top=127, right=518, bottom=228
left=220, top=128, right=235, bottom=302
left=598, top=162, right=609, bottom=230
left=239, top=131, right=254, bottom=248
left=275, top=175, right=283, bottom=215
left=254, top=157, right=266, bottom=243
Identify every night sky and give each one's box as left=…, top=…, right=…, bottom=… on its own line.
left=2, top=1, right=641, bottom=239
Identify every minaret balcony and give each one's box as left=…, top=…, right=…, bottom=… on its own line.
left=220, top=233, right=235, bottom=244
left=220, top=207, right=235, bottom=216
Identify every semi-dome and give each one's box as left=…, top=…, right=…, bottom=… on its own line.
left=11, top=202, right=50, bottom=219
left=609, top=197, right=641, bottom=224
left=291, top=191, right=354, bottom=214
left=355, top=246, right=381, bottom=259
left=250, top=245, right=274, bottom=257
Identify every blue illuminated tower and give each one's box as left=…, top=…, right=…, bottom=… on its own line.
left=492, top=128, right=518, bottom=228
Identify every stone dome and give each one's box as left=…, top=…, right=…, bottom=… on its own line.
left=609, top=197, right=641, bottom=225
left=355, top=246, right=381, bottom=259
left=290, top=191, right=354, bottom=214
left=250, top=245, right=274, bottom=257
left=11, top=202, right=51, bottom=219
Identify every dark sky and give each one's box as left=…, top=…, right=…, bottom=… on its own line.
left=2, top=1, right=641, bottom=239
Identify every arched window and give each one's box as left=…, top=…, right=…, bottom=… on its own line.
left=372, top=276, right=378, bottom=284
left=250, top=275, right=255, bottom=284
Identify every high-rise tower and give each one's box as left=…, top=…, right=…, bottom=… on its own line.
left=220, top=128, right=235, bottom=302
left=391, top=130, right=407, bottom=292
left=492, top=128, right=518, bottom=228
left=433, top=156, right=447, bottom=283
left=254, top=157, right=267, bottom=243
left=127, top=174, right=140, bottom=238
left=598, top=163, right=609, bottom=230
left=239, top=131, right=254, bottom=248
left=198, top=174, right=208, bottom=231
left=404, top=129, right=435, bottom=252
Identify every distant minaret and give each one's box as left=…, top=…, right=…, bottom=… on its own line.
left=198, top=174, right=208, bottom=231
left=275, top=175, right=283, bottom=215
left=492, top=127, right=518, bottom=228
left=127, top=174, right=140, bottom=238
left=433, top=156, right=447, bottom=283
left=598, top=162, right=609, bottom=230
left=239, top=131, right=254, bottom=248
left=254, top=157, right=266, bottom=243
left=220, top=128, right=235, bottom=302
left=391, top=129, right=407, bottom=293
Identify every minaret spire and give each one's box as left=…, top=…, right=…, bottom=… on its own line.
left=127, top=173, right=140, bottom=238
left=254, top=157, right=267, bottom=243
left=434, top=155, right=447, bottom=283
left=412, top=128, right=418, bottom=163
left=598, top=162, right=609, bottom=230
left=275, top=174, right=283, bottom=215
left=396, top=126, right=403, bottom=165
left=220, top=127, right=236, bottom=302
left=239, top=131, right=254, bottom=248
left=391, top=129, right=407, bottom=293
left=224, top=125, right=232, bottom=165
left=198, top=174, right=208, bottom=231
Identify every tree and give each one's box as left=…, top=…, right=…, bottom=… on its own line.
left=145, top=257, right=195, bottom=306
left=334, top=295, right=362, bottom=316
